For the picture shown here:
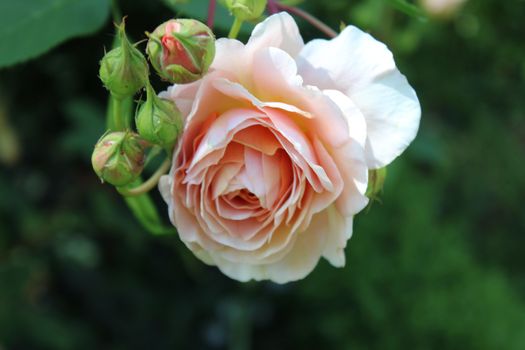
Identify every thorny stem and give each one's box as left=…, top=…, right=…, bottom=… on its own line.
left=207, top=0, right=217, bottom=28
left=276, top=3, right=337, bottom=38
left=118, top=158, right=171, bottom=197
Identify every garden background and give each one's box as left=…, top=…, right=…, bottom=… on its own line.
left=0, top=0, right=524, bottom=349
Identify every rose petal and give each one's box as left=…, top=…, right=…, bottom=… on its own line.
left=247, top=12, right=304, bottom=58
left=207, top=207, right=331, bottom=283
left=297, top=25, right=421, bottom=169
left=251, top=47, right=352, bottom=149
left=233, top=125, right=282, bottom=155
left=321, top=205, right=353, bottom=267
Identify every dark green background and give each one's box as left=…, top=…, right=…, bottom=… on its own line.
left=1, top=0, right=524, bottom=349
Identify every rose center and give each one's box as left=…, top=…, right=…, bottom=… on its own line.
left=238, top=189, right=258, bottom=202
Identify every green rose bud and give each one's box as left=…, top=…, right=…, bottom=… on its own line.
left=91, top=131, right=146, bottom=186
left=223, top=0, right=267, bottom=21
left=135, top=83, right=183, bottom=147
left=146, top=19, right=215, bottom=84
left=99, top=20, right=149, bottom=99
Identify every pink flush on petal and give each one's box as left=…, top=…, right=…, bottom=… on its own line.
left=161, top=21, right=199, bottom=74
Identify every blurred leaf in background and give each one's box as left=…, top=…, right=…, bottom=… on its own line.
left=0, top=0, right=110, bottom=68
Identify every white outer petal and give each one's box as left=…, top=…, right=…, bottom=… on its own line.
left=297, top=25, right=421, bottom=169
left=247, top=12, right=304, bottom=58
left=322, top=206, right=353, bottom=267
left=323, top=89, right=369, bottom=216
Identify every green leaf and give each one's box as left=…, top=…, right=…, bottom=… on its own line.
left=0, top=0, right=110, bottom=68
left=387, top=0, right=427, bottom=21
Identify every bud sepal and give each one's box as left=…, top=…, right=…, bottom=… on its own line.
left=99, top=20, right=149, bottom=99
left=365, top=167, right=387, bottom=200
left=135, top=83, right=183, bottom=148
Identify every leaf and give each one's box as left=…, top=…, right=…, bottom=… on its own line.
left=387, top=0, right=427, bottom=21
left=0, top=0, right=110, bottom=68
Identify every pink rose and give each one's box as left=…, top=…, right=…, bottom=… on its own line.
left=159, top=13, right=420, bottom=283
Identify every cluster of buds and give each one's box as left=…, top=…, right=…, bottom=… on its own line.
left=92, top=18, right=215, bottom=187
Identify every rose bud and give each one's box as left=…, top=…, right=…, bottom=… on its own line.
left=146, top=19, right=215, bottom=84
left=91, top=131, right=146, bottom=186
left=99, top=21, right=149, bottom=99
left=224, top=0, right=267, bottom=21
left=135, top=83, right=183, bottom=148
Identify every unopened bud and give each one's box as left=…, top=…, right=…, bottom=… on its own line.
left=136, top=83, right=183, bottom=147
left=146, top=19, right=215, bottom=84
left=91, top=131, right=146, bottom=186
left=99, top=20, right=149, bottom=98
left=224, top=0, right=267, bottom=21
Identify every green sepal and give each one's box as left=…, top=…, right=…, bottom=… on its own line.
left=123, top=179, right=177, bottom=235
left=366, top=167, right=387, bottom=200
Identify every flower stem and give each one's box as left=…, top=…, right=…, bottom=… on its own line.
left=118, top=158, right=171, bottom=197
left=228, top=17, right=244, bottom=39
left=277, top=3, right=337, bottom=38
left=123, top=186, right=176, bottom=235
left=112, top=96, right=124, bottom=130
left=111, top=0, right=122, bottom=23
left=267, top=0, right=279, bottom=14
left=207, top=0, right=217, bottom=28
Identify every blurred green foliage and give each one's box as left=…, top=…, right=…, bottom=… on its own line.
left=1, top=0, right=524, bottom=349
left=0, top=0, right=110, bottom=68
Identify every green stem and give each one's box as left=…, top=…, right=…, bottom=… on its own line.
left=111, top=0, right=122, bottom=23
left=123, top=184, right=176, bottom=235
left=277, top=3, right=337, bottom=38
left=112, top=96, right=124, bottom=130
left=228, top=17, right=244, bottom=39
left=118, top=158, right=171, bottom=196
left=107, top=95, right=133, bottom=130
left=103, top=73, right=173, bottom=236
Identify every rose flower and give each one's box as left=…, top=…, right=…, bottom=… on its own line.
left=159, top=13, right=420, bottom=283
